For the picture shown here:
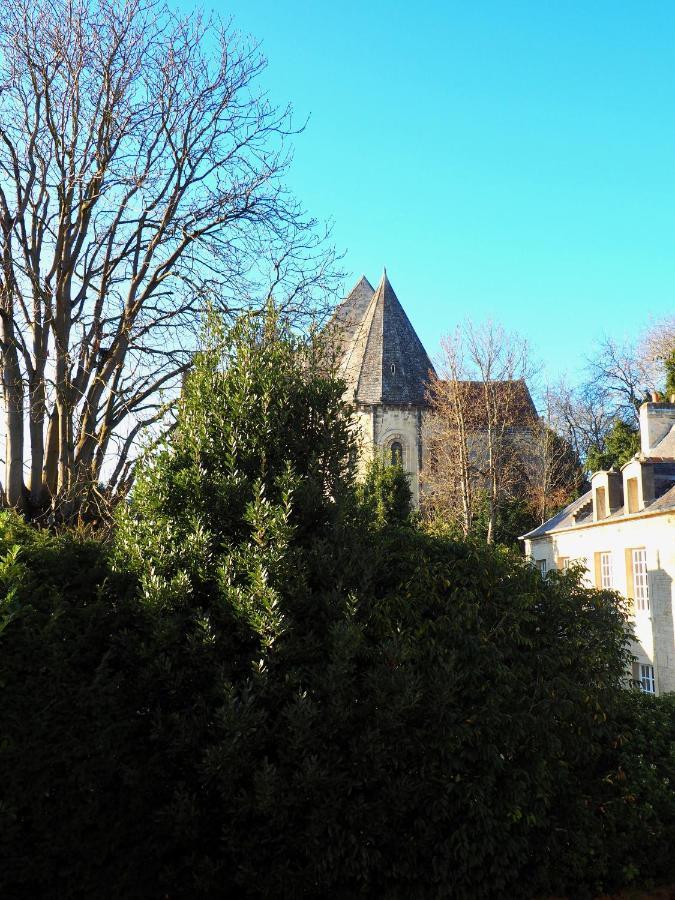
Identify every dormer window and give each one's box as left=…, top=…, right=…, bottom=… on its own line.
left=390, top=363, right=396, bottom=375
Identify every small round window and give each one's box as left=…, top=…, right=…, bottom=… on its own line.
left=390, top=441, right=403, bottom=466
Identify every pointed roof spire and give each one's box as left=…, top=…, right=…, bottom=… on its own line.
left=334, top=275, right=374, bottom=325
left=331, top=269, right=436, bottom=405
left=330, top=275, right=375, bottom=366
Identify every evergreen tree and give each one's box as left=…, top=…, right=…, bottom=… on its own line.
left=665, top=348, right=675, bottom=397
left=586, top=418, right=640, bottom=472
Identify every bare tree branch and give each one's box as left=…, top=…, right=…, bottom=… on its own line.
left=422, top=320, right=540, bottom=543
left=0, top=0, right=341, bottom=517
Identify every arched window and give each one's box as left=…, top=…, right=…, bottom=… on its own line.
left=390, top=441, right=403, bottom=466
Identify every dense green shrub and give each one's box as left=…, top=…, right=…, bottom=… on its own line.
left=0, top=515, right=157, bottom=897
left=356, top=454, right=413, bottom=527
left=1, top=309, right=673, bottom=899
left=583, top=689, right=675, bottom=890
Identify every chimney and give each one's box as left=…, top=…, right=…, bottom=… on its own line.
left=639, top=401, right=675, bottom=456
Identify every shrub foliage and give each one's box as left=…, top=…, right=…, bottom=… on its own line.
left=1, top=310, right=673, bottom=899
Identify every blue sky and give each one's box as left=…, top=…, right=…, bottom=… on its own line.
left=205, top=1, right=675, bottom=383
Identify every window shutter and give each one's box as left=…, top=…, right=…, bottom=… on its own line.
left=625, top=548, right=635, bottom=613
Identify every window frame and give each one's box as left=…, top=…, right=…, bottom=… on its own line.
left=389, top=440, right=404, bottom=467
left=631, top=548, right=650, bottom=612
left=600, top=551, right=613, bottom=589
left=639, top=663, right=656, bottom=695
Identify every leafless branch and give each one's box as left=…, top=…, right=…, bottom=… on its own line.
left=0, top=0, right=341, bottom=517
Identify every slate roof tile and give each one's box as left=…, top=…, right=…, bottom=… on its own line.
left=332, top=270, right=436, bottom=406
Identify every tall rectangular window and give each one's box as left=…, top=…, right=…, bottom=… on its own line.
left=632, top=549, right=649, bottom=611
left=535, top=559, right=547, bottom=577
left=639, top=664, right=656, bottom=694
left=600, top=551, right=613, bottom=589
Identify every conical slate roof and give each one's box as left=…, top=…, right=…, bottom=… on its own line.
left=332, top=274, right=375, bottom=349
left=333, top=270, right=436, bottom=405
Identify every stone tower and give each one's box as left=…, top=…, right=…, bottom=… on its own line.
left=332, top=270, right=436, bottom=506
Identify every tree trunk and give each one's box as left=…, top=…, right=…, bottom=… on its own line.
left=43, top=408, right=60, bottom=499
left=2, top=327, right=25, bottom=509
left=28, top=371, right=46, bottom=509
left=486, top=423, right=497, bottom=545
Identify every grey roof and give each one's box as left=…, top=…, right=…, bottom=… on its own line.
left=522, top=462, right=675, bottom=540
left=332, top=275, right=375, bottom=341
left=522, top=491, right=594, bottom=539
left=332, top=270, right=436, bottom=405
left=650, top=483, right=675, bottom=512
left=652, top=424, right=675, bottom=458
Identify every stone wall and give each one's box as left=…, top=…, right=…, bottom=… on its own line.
left=354, top=402, right=423, bottom=507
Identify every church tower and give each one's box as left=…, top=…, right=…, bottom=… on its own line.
left=332, top=270, right=436, bottom=506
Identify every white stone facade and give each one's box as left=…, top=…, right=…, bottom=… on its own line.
left=524, top=510, right=675, bottom=694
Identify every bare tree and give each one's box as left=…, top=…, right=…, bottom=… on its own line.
left=547, top=378, right=615, bottom=469
left=640, top=315, right=675, bottom=368
left=423, top=321, right=538, bottom=543
left=423, top=333, right=474, bottom=535
left=550, top=327, right=669, bottom=475
left=526, top=390, right=583, bottom=525
left=0, top=0, right=339, bottom=516
left=587, top=336, right=658, bottom=426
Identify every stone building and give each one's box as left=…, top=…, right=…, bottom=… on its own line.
left=522, top=400, right=675, bottom=695
left=332, top=270, right=538, bottom=508
left=332, top=271, right=435, bottom=506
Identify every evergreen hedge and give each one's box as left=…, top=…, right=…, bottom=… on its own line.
left=1, top=310, right=673, bottom=899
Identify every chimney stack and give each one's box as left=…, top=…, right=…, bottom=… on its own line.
left=639, top=400, right=675, bottom=457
